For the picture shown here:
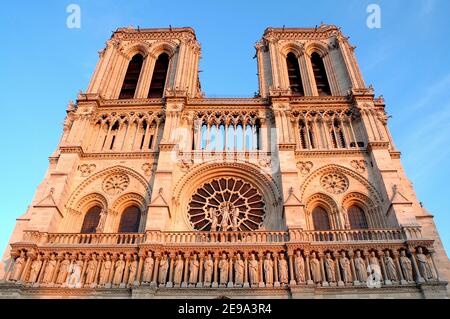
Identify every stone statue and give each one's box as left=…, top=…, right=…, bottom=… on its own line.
left=203, top=254, right=214, bottom=286
left=174, top=255, right=184, bottom=285
left=384, top=251, right=398, bottom=281
left=28, top=255, right=43, bottom=284
left=218, top=253, right=229, bottom=286
left=159, top=254, right=169, bottom=285
left=324, top=252, right=336, bottom=283
left=309, top=252, right=321, bottom=283
left=209, top=207, right=218, bottom=231
left=96, top=209, right=107, bottom=232
left=264, top=253, right=274, bottom=285
left=42, top=254, right=57, bottom=285
left=189, top=254, right=200, bottom=285
left=354, top=251, right=367, bottom=282
left=339, top=251, right=352, bottom=283
left=67, top=255, right=83, bottom=287
left=278, top=253, right=289, bottom=284
left=142, top=252, right=154, bottom=283
left=99, top=254, right=112, bottom=285
left=127, top=257, right=138, bottom=286
left=232, top=207, right=240, bottom=230
left=294, top=250, right=305, bottom=283
left=85, top=254, right=98, bottom=285
left=234, top=253, right=244, bottom=286
left=368, top=251, right=382, bottom=281
left=220, top=205, right=230, bottom=231
left=10, top=251, right=26, bottom=282
left=112, top=254, right=125, bottom=285
left=399, top=251, right=413, bottom=282
left=416, top=247, right=433, bottom=280
left=249, top=254, right=259, bottom=286
left=56, top=254, right=71, bottom=285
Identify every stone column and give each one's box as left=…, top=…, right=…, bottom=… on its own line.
left=51, top=254, right=62, bottom=285
left=106, top=255, right=117, bottom=288
left=288, top=252, right=296, bottom=286
left=212, top=253, right=219, bottom=288
left=197, top=253, right=204, bottom=288
left=408, top=248, right=424, bottom=283
left=319, top=253, right=328, bottom=287
left=121, top=254, right=131, bottom=288
left=19, top=253, right=33, bottom=284
left=37, top=256, right=48, bottom=286
left=349, top=251, right=358, bottom=286
left=2, top=257, right=14, bottom=282
left=348, top=251, right=359, bottom=285
left=182, top=253, right=189, bottom=288
left=258, top=253, right=265, bottom=288
left=273, top=253, right=280, bottom=287
left=393, top=251, right=407, bottom=285
left=243, top=254, right=249, bottom=288
left=428, top=249, right=440, bottom=281
left=334, top=252, right=344, bottom=287
left=150, top=253, right=160, bottom=287
left=93, top=255, right=102, bottom=288
left=80, top=255, right=89, bottom=287
left=135, top=253, right=145, bottom=286
left=305, top=251, right=313, bottom=285
left=167, top=253, right=175, bottom=288
left=227, top=255, right=234, bottom=288
left=377, top=250, right=389, bottom=285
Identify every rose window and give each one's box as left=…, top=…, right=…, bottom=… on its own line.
left=188, top=177, right=265, bottom=231
left=102, top=174, right=130, bottom=195
left=320, top=173, right=349, bottom=194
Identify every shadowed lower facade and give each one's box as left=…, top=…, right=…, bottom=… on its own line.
left=0, top=25, right=449, bottom=299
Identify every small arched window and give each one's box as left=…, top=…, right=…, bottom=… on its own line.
left=118, top=206, right=141, bottom=233
left=119, top=54, right=144, bottom=99
left=286, top=53, right=304, bottom=96
left=148, top=53, right=169, bottom=98
left=80, top=206, right=102, bottom=233
left=310, top=52, right=331, bottom=96
left=348, top=205, right=368, bottom=229
left=312, top=206, right=331, bottom=230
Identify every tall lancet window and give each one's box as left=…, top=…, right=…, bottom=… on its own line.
left=118, top=206, right=141, bottom=233
left=148, top=53, right=169, bottom=98
left=119, top=54, right=144, bottom=99
left=310, top=52, right=331, bottom=96
left=286, top=52, right=304, bottom=95
left=80, top=206, right=102, bottom=233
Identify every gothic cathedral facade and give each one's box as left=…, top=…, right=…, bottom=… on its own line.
left=0, top=25, right=448, bottom=298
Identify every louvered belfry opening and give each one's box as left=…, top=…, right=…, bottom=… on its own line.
left=312, top=206, right=331, bottom=230
left=286, top=52, right=304, bottom=96
left=148, top=53, right=169, bottom=98
left=348, top=205, right=368, bottom=229
left=80, top=206, right=102, bottom=233
left=310, top=52, right=331, bottom=96
left=118, top=206, right=141, bottom=233
left=118, top=54, right=144, bottom=99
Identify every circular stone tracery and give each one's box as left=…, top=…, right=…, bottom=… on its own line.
left=102, top=174, right=130, bottom=195
left=320, top=173, right=349, bottom=194
left=187, top=177, right=265, bottom=231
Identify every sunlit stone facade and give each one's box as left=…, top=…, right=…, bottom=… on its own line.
left=0, top=25, right=448, bottom=299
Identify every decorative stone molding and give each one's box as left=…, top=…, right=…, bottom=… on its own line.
left=78, top=164, right=96, bottom=177
left=296, top=161, right=313, bottom=175
left=350, top=160, right=366, bottom=173
left=102, top=174, right=130, bottom=195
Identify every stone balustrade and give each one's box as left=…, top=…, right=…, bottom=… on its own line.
left=19, top=227, right=421, bottom=247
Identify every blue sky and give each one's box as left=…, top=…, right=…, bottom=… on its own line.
left=0, top=0, right=449, bottom=256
